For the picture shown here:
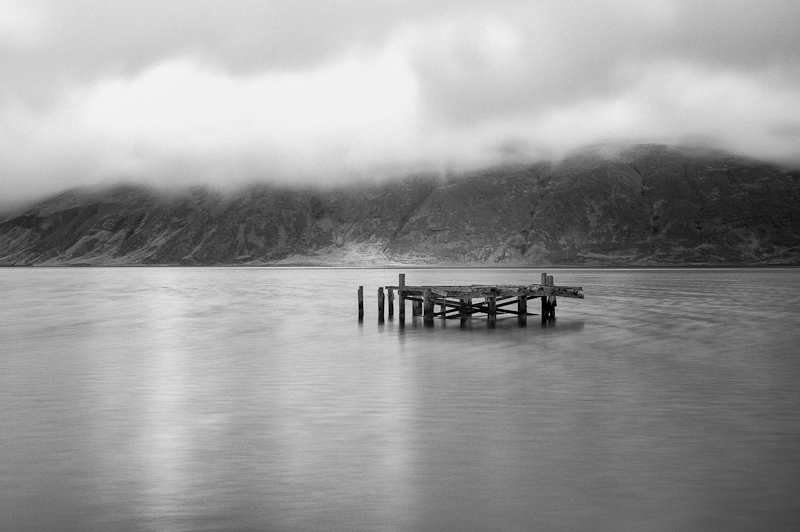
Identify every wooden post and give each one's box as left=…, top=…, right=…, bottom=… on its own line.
left=459, top=296, right=469, bottom=320
left=439, top=298, right=447, bottom=318
left=378, top=287, right=385, bottom=322
left=413, top=300, right=422, bottom=316
left=518, top=296, right=527, bottom=324
left=423, top=289, right=434, bottom=324
left=399, top=274, right=405, bottom=322
left=388, top=288, right=394, bottom=318
left=358, top=286, right=364, bottom=320
left=540, top=272, right=548, bottom=322
left=547, top=275, right=555, bottom=319
left=487, top=296, right=497, bottom=323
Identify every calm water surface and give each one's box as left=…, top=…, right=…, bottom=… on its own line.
left=1, top=268, right=799, bottom=531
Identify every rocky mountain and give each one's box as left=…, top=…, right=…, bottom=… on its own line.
left=1, top=144, right=799, bottom=266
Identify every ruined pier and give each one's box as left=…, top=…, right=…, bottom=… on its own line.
left=359, top=273, right=584, bottom=325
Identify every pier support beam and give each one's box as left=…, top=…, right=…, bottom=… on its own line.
left=378, top=287, right=385, bottom=322
left=398, top=274, right=405, bottom=323
left=542, top=273, right=557, bottom=323
left=518, top=296, right=527, bottom=324
left=541, top=297, right=556, bottom=321
left=423, top=289, right=434, bottom=324
left=358, top=286, right=364, bottom=321
left=459, top=296, right=470, bottom=321
left=548, top=275, right=556, bottom=320
left=541, top=273, right=557, bottom=322
left=487, top=296, right=497, bottom=323
left=388, top=288, right=394, bottom=318
left=541, top=298, right=548, bottom=321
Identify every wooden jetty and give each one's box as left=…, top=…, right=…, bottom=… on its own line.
left=359, top=273, right=583, bottom=324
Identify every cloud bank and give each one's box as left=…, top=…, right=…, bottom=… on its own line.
left=1, top=0, right=800, bottom=206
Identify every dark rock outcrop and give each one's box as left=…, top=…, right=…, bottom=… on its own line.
left=1, top=144, right=799, bottom=266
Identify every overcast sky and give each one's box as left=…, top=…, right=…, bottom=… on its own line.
left=2, top=0, right=800, bottom=206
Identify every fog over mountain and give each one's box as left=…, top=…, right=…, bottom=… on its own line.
left=1, top=1, right=800, bottom=209
left=2, top=144, right=798, bottom=266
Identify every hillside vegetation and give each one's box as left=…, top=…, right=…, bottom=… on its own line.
left=2, top=144, right=799, bottom=266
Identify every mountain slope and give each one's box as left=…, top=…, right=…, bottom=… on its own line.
left=1, top=144, right=799, bottom=266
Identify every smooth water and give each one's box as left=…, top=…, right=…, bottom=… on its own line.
left=1, top=267, right=799, bottom=532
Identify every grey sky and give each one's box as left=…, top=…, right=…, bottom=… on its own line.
left=2, top=0, right=800, bottom=206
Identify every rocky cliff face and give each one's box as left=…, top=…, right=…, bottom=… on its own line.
left=1, top=144, right=799, bottom=266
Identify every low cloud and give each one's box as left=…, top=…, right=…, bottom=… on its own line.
left=1, top=0, right=800, bottom=207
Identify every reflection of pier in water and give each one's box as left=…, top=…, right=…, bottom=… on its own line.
left=358, top=273, right=584, bottom=325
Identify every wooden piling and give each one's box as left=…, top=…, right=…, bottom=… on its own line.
left=540, top=272, right=547, bottom=320
left=423, top=289, right=434, bottom=323
left=399, top=274, right=405, bottom=322
left=518, top=296, right=527, bottom=324
left=378, top=287, right=385, bottom=322
left=537, top=274, right=553, bottom=321
left=413, top=300, right=422, bottom=316
left=388, top=288, right=394, bottom=317
left=487, top=296, right=497, bottom=323
left=459, top=296, right=469, bottom=320
left=358, top=286, right=364, bottom=320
